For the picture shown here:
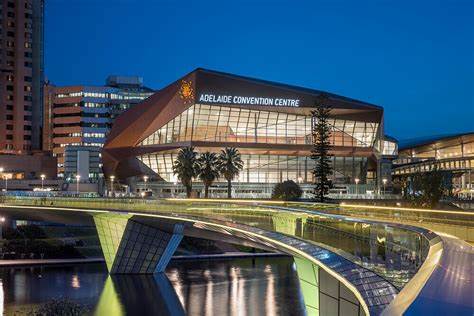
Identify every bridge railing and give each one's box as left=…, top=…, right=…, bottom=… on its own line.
left=0, top=195, right=437, bottom=291
left=288, top=201, right=474, bottom=243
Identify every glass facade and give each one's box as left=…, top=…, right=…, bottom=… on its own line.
left=141, top=104, right=379, bottom=148
left=382, top=139, right=398, bottom=156
left=137, top=103, right=381, bottom=186
left=139, top=152, right=368, bottom=185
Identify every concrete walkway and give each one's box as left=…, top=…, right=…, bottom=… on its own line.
left=403, top=235, right=474, bottom=315
left=0, top=257, right=104, bottom=266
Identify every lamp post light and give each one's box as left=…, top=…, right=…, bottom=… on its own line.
left=75, top=175, right=81, bottom=195
left=143, top=175, right=149, bottom=192
left=0, top=216, right=5, bottom=240
left=0, top=167, right=6, bottom=192
left=355, top=178, right=360, bottom=198
left=110, top=175, right=115, bottom=197
left=382, top=178, right=387, bottom=196
left=40, top=174, right=46, bottom=190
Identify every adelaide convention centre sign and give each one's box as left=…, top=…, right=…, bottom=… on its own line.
left=198, top=93, right=300, bottom=107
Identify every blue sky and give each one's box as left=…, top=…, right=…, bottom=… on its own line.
left=45, top=0, right=473, bottom=140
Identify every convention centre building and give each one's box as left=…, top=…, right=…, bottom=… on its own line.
left=103, top=68, right=396, bottom=197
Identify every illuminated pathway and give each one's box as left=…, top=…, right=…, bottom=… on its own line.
left=0, top=197, right=472, bottom=315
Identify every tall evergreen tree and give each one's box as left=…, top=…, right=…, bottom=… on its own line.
left=311, top=95, right=333, bottom=202
left=217, top=147, right=244, bottom=198
left=172, top=147, right=199, bottom=198
left=197, top=152, right=220, bottom=198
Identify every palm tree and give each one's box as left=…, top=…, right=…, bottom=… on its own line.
left=197, top=152, right=220, bottom=198
left=172, top=147, right=199, bottom=198
left=218, top=147, right=244, bottom=199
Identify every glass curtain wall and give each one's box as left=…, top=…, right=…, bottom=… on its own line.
left=138, top=152, right=368, bottom=185
left=140, top=104, right=379, bottom=148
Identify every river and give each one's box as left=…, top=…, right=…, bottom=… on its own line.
left=0, top=257, right=306, bottom=315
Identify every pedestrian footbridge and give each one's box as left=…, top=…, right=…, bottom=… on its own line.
left=0, top=197, right=472, bottom=316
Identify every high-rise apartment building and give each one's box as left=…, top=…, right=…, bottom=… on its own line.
left=43, top=76, right=154, bottom=179
left=0, top=0, right=44, bottom=153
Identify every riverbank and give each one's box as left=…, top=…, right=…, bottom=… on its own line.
left=0, top=251, right=288, bottom=267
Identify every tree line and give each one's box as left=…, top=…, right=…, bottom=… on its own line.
left=172, top=147, right=244, bottom=198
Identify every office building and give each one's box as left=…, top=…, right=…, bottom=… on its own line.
left=0, top=0, right=44, bottom=153
left=43, top=76, right=154, bottom=179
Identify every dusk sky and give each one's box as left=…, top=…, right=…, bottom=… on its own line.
left=46, top=0, right=473, bottom=140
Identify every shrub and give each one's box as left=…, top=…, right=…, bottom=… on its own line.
left=29, top=298, right=89, bottom=316
left=272, top=180, right=303, bottom=201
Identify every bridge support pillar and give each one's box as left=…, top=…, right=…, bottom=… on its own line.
left=93, top=213, right=183, bottom=274
left=294, top=256, right=365, bottom=316
left=294, top=256, right=320, bottom=316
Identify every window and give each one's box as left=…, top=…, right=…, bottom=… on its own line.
left=6, top=86, right=13, bottom=91
left=6, top=75, right=14, bottom=82
left=25, top=13, right=33, bottom=19
left=24, top=76, right=32, bottom=82
left=24, top=52, right=32, bottom=58
left=7, top=31, right=15, bottom=37
left=6, top=135, right=13, bottom=140
left=7, top=1, right=15, bottom=8
left=24, top=135, right=31, bottom=140
left=24, top=86, right=31, bottom=92
left=6, top=115, right=13, bottom=120
left=7, top=21, right=15, bottom=28
left=24, top=96, right=32, bottom=101
left=7, top=95, right=14, bottom=101
left=6, top=60, right=14, bottom=67
left=24, top=42, right=32, bottom=48
left=24, top=106, right=32, bottom=111
left=6, top=41, right=14, bottom=48
left=7, top=51, right=14, bottom=57
left=6, top=105, right=13, bottom=111
left=24, top=125, right=32, bottom=131
left=24, top=62, right=33, bottom=68
left=7, top=12, right=15, bottom=18
left=24, top=115, right=32, bottom=121
left=6, top=125, right=13, bottom=130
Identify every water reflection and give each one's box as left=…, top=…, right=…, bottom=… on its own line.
left=95, top=274, right=184, bottom=316
left=0, top=258, right=306, bottom=315
left=166, top=258, right=305, bottom=315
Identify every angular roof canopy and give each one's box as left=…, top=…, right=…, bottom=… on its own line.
left=399, top=132, right=474, bottom=151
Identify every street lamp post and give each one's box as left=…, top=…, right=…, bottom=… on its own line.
left=143, top=175, right=149, bottom=192
left=382, top=178, right=387, bottom=197
left=41, top=174, right=46, bottom=190
left=355, top=178, right=360, bottom=198
left=110, top=175, right=115, bottom=197
left=75, top=175, right=81, bottom=195
left=0, top=167, right=7, bottom=192
left=0, top=216, right=5, bottom=240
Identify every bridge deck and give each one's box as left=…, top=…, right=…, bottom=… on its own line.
left=0, top=197, right=472, bottom=315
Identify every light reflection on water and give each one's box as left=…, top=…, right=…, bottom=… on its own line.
left=0, top=257, right=306, bottom=315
